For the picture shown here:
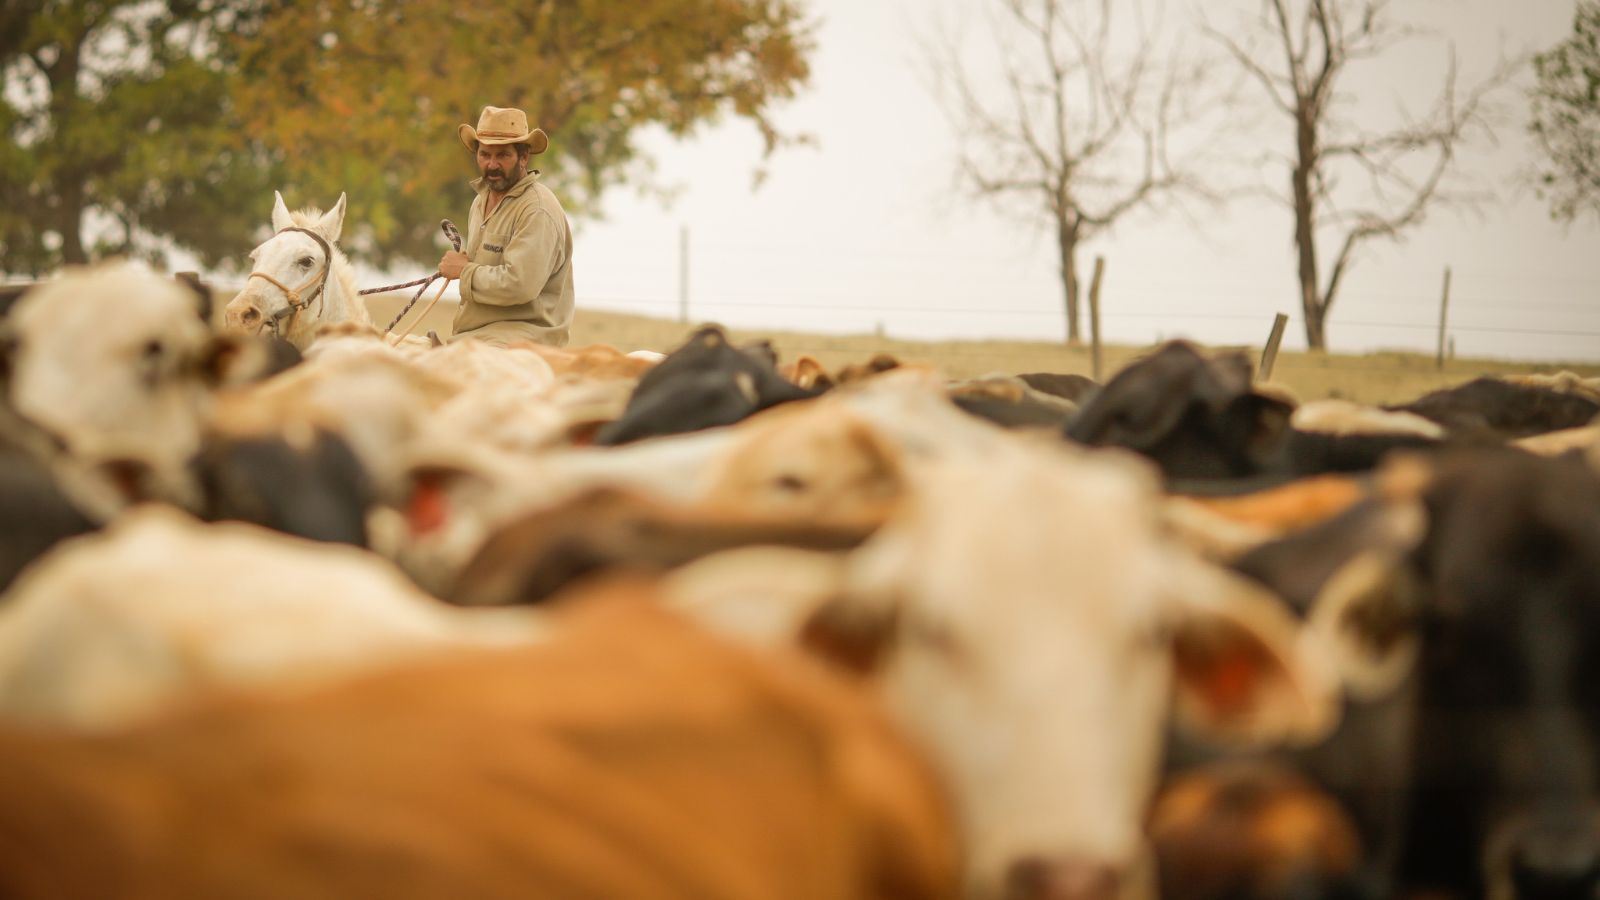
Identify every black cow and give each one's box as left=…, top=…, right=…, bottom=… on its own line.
left=1398, top=449, right=1600, bottom=898
left=1178, top=450, right=1600, bottom=899
left=190, top=428, right=372, bottom=546
left=1165, top=488, right=1424, bottom=898
left=1065, top=341, right=1441, bottom=484
left=1389, top=377, right=1600, bottom=441
left=594, top=326, right=821, bottom=445
left=0, top=447, right=98, bottom=596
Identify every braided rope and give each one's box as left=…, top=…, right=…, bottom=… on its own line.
left=389, top=277, right=453, bottom=347
left=358, top=276, right=431, bottom=296
left=375, top=219, right=463, bottom=335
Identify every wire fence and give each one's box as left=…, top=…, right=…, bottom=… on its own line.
left=576, top=293, right=1600, bottom=338
left=570, top=230, right=1600, bottom=368
left=579, top=293, right=1600, bottom=339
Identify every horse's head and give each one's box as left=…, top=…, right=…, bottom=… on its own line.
left=225, top=191, right=348, bottom=349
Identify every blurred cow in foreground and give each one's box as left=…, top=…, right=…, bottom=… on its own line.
left=0, top=592, right=959, bottom=900
left=7, top=257, right=1600, bottom=900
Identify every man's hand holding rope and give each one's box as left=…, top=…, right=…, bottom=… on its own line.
left=366, top=219, right=463, bottom=340
left=439, top=250, right=468, bottom=280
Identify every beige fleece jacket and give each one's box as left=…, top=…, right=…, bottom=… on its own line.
left=452, top=171, right=574, bottom=346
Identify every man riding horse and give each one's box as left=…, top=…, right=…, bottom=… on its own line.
left=439, top=106, right=575, bottom=347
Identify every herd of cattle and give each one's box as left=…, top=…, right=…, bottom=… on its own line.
left=1, top=258, right=1599, bottom=900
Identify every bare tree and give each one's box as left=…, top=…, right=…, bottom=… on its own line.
left=922, top=0, right=1222, bottom=346
left=1209, top=0, right=1514, bottom=351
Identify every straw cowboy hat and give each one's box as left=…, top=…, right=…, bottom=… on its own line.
left=458, top=106, right=549, bottom=154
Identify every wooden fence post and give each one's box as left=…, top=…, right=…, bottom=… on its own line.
left=1436, top=266, right=1452, bottom=370
left=1088, top=256, right=1105, bottom=382
left=1259, top=312, right=1289, bottom=382
left=677, top=226, right=691, bottom=324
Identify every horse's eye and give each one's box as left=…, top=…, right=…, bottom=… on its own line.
left=298, top=256, right=314, bottom=267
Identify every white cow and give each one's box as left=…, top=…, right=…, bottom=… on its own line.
left=6, top=262, right=218, bottom=518
left=0, top=506, right=548, bottom=730
left=668, top=423, right=1340, bottom=899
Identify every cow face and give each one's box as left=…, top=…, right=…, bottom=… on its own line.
left=703, top=403, right=908, bottom=529
left=1066, top=342, right=1292, bottom=481
left=805, top=444, right=1335, bottom=899
left=1405, top=451, right=1600, bottom=899
left=7, top=263, right=217, bottom=512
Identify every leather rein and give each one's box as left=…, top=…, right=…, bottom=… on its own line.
left=246, top=226, right=334, bottom=335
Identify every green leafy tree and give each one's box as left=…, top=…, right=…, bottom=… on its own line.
left=1530, top=0, right=1600, bottom=225
left=0, top=1, right=274, bottom=277
left=229, top=0, right=815, bottom=269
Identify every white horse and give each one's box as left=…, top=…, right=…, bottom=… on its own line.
left=224, top=191, right=374, bottom=350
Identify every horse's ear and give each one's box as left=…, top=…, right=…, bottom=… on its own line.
left=271, top=191, right=294, bottom=233
left=315, top=193, right=347, bottom=243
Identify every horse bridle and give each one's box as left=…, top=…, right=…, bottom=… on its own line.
left=246, top=226, right=333, bottom=334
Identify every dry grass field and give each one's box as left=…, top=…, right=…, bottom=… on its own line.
left=368, top=294, right=1600, bottom=406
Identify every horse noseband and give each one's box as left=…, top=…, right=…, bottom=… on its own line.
left=246, top=226, right=334, bottom=332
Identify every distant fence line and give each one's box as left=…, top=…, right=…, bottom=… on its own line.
left=576, top=293, right=1600, bottom=341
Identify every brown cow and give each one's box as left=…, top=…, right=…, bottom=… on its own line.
left=0, top=591, right=959, bottom=900
left=1150, top=760, right=1368, bottom=900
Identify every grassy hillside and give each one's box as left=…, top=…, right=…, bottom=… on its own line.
left=367, top=295, right=1600, bottom=406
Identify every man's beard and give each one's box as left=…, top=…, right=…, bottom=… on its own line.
left=483, top=164, right=522, bottom=191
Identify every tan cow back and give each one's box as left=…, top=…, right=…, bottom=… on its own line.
left=0, top=593, right=958, bottom=900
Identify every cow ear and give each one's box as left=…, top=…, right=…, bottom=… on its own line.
left=271, top=190, right=294, bottom=232
left=799, top=591, right=901, bottom=675
left=1220, top=393, right=1293, bottom=470
left=1304, top=549, right=1423, bottom=702
left=315, top=192, right=347, bottom=243
left=1169, top=558, right=1340, bottom=748
left=784, top=355, right=831, bottom=391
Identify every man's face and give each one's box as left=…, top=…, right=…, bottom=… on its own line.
left=476, top=143, right=524, bottom=192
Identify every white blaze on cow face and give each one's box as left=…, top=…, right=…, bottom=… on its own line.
left=811, top=442, right=1335, bottom=898
left=7, top=262, right=213, bottom=509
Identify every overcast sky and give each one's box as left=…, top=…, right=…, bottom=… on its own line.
left=556, top=0, right=1599, bottom=363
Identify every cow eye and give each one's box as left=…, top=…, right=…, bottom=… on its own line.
left=142, top=339, right=165, bottom=361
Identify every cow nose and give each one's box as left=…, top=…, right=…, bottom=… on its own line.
left=1509, top=823, right=1600, bottom=899
left=1005, top=857, right=1120, bottom=900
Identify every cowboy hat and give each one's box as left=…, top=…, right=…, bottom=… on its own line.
left=458, top=106, right=549, bottom=154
